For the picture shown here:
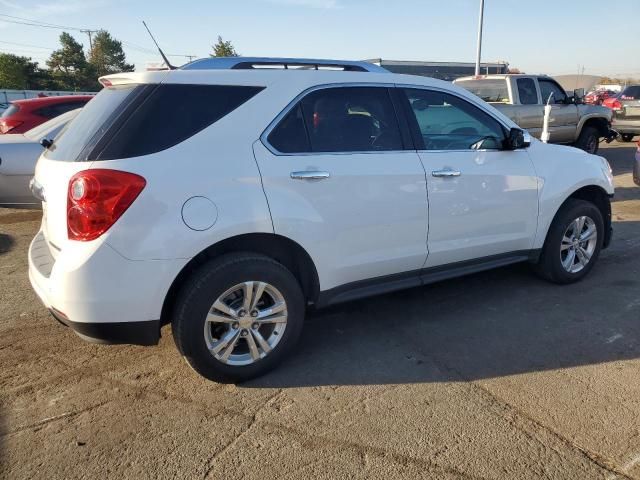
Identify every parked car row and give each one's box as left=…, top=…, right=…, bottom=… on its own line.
left=0, top=95, right=92, bottom=134
left=0, top=109, right=80, bottom=207
left=603, top=85, right=640, bottom=142
left=25, top=57, right=617, bottom=382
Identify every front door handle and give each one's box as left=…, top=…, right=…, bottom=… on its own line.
left=432, top=169, right=461, bottom=178
left=290, top=171, right=330, bottom=180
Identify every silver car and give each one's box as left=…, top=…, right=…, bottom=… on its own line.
left=0, top=109, right=79, bottom=207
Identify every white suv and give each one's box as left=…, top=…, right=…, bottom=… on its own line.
left=28, top=58, right=614, bottom=382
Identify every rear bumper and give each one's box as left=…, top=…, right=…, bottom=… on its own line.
left=28, top=229, right=185, bottom=346
left=611, top=117, right=640, bottom=134
left=49, top=308, right=160, bottom=345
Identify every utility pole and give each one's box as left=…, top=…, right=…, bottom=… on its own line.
left=81, top=29, right=98, bottom=51
left=474, top=0, right=485, bottom=77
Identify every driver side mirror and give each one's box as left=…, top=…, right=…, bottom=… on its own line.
left=504, top=128, right=531, bottom=150
left=571, top=88, right=585, bottom=104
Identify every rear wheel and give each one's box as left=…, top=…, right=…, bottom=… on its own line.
left=173, top=253, right=305, bottom=383
left=621, top=133, right=635, bottom=142
left=533, top=199, right=603, bottom=284
left=575, top=126, right=600, bottom=154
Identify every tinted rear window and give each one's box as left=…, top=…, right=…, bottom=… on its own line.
left=45, top=85, right=139, bottom=161
left=96, top=84, right=264, bottom=160
left=621, top=86, right=640, bottom=99
left=455, top=79, right=509, bottom=103
left=46, top=84, right=264, bottom=162
left=1, top=104, right=19, bottom=118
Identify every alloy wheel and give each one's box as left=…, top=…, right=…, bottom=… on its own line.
left=560, top=216, right=598, bottom=273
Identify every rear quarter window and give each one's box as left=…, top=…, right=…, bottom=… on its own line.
left=95, top=84, right=264, bottom=160
left=455, top=79, right=510, bottom=103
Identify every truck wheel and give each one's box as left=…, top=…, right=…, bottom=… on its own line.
left=575, top=126, right=599, bottom=154
left=532, top=199, right=603, bottom=284
left=621, top=134, right=635, bottom=142
left=172, top=252, right=305, bottom=383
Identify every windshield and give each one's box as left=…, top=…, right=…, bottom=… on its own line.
left=621, top=86, right=640, bottom=100
left=24, top=108, right=81, bottom=141
left=455, top=79, right=510, bottom=103
left=45, top=85, right=139, bottom=161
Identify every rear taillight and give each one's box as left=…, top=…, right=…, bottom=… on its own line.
left=0, top=119, right=23, bottom=134
left=67, top=169, right=146, bottom=241
left=609, top=99, right=623, bottom=111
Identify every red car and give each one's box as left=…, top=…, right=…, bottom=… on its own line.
left=584, top=89, right=617, bottom=105
left=0, top=95, right=93, bottom=134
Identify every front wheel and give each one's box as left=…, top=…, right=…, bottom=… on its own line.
left=533, top=199, right=603, bottom=284
left=172, top=253, right=305, bottom=383
left=621, top=133, right=635, bottom=142
left=575, top=126, right=600, bottom=154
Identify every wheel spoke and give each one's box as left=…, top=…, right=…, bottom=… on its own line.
left=573, top=217, right=586, bottom=237
left=242, top=282, right=254, bottom=311
left=250, top=282, right=267, bottom=311
left=211, top=329, right=239, bottom=355
left=220, top=332, right=241, bottom=362
left=579, top=246, right=592, bottom=261
left=561, top=236, right=573, bottom=251
left=256, top=314, right=287, bottom=325
left=252, top=329, right=272, bottom=354
left=246, top=331, right=260, bottom=360
left=258, top=301, right=286, bottom=319
left=206, top=312, right=236, bottom=324
left=580, top=225, right=596, bottom=242
left=562, top=249, right=576, bottom=270
left=213, top=299, right=237, bottom=318
left=575, top=248, right=587, bottom=266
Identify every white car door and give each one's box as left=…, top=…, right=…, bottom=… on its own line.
left=400, top=87, right=539, bottom=268
left=253, top=85, right=429, bottom=293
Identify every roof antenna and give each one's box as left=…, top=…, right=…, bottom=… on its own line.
left=142, top=20, right=176, bottom=70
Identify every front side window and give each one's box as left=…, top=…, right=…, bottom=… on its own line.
left=267, top=86, right=403, bottom=153
left=403, top=88, right=505, bottom=151
left=538, top=79, right=567, bottom=104
left=517, top=78, right=539, bottom=105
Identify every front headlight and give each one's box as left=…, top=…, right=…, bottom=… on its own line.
left=600, top=156, right=613, bottom=185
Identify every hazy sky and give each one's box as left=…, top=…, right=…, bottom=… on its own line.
left=0, top=0, right=638, bottom=77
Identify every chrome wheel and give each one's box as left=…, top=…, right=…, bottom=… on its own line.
left=560, top=216, right=598, bottom=273
left=204, top=281, right=288, bottom=366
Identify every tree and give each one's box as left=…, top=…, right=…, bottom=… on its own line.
left=88, top=30, right=134, bottom=79
left=0, top=53, right=51, bottom=90
left=46, top=32, right=94, bottom=91
left=210, top=36, right=238, bottom=57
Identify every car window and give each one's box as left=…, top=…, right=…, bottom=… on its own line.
left=268, top=87, right=403, bottom=153
left=267, top=104, right=311, bottom=153
left=517, top=78, right=538, bottom=105
left=453, top=79, right=509, bottom=103
left=403, top=88, right=505, bottom=151
left=621, top=86, right=640, bottom=100
left=538, top=79, right=567, bottom=104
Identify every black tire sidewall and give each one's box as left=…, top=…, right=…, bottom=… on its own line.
left=173, top=254, right=305, bottom=383
left=621, top=134, right=634, bottom=142
left=577, top=126, right=599, bottom=154
left=540, top=200, right=604, bottom=283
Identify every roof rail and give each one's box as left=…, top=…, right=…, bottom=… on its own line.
left=181, top=57, right=388, bottom=73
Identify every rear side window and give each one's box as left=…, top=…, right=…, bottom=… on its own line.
left=97, top=84, right=264, bottom=160
left=267, top=86, right=403, bottom=153
left=36, top=101, right=87, bottom=119
left=517, top=78, right=538, bottom=105
left=621, top=86, right=640, bottom=99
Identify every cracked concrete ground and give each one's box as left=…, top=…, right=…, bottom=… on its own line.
left=1, top=141, right=639, bottom=479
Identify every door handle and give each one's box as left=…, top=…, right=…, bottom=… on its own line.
left=432, top=169, right=461, bottom=178
left=290, top=171, right=330, bottom=180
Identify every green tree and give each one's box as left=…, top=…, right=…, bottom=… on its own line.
left=0, top=53, right=51, bottom=90
left=88, top=30, right=134, bottom=79
left=46, top=32, right=94, bottom=90
left=210, top=36, right=238, bottom=57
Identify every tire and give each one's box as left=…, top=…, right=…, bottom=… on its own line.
left=172, top=252, right=305, bottom=383
left=575, top=126, right=600, bottom=154
left=621, top=133, right=635, bottom=142
left=533, top=199, right=604, bottom=284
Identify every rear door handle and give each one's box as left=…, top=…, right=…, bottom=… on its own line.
left=290, top=171, right=330, bottom=180
left=432, top=169, right=461, bottom=178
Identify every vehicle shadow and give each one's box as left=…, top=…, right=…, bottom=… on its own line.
left=0, top=234, right=15, bottom=255
left=246, top=220, right=640, bottom=388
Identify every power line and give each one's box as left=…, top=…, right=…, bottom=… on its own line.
left=0, top=13, right=88, bottom=31
left=0, top=40, right=54, bottom=50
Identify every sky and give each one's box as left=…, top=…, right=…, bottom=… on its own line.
left=0, top=0, right=638, bottom=78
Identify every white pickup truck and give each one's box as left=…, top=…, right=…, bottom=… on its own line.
left=454, top=74, right=616, bottom=154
